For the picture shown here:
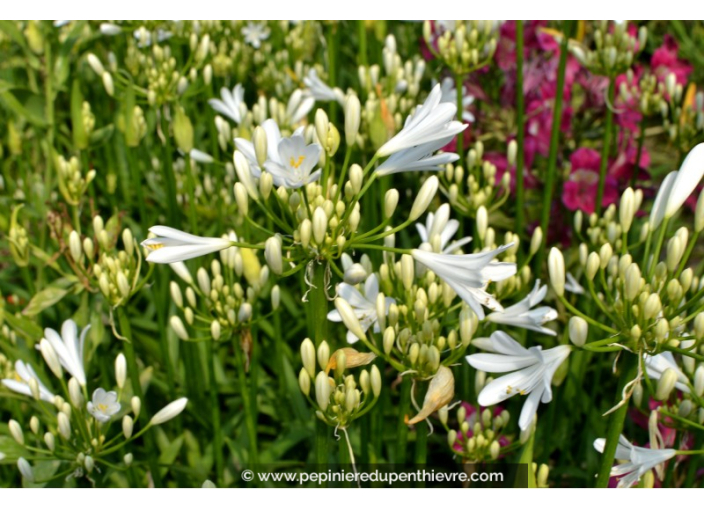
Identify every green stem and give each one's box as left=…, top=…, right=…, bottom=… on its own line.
left=357, top=21, right=367, bottom=66
left=160, top=112, right=180, bottom=227
left=514, top=20, right=526, bottom=241
left=116, top=306, right=163, bottom=487
left=234, top=334, right=259, bottom=466
left=596, top=77, right=616, bottom=216
left=307, top=262, right=330, bottom=469
left=183, top=154, right=198, bottom=232
left=207, top=340, right=224, bottom=486
left=536, top=20, right=572, bottom=273
left=595, top=352, right=638, bottom=487
left=396, top=375, right=412, bottom=464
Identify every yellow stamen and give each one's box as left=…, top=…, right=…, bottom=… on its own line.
left=289, top=155, right=305, bottom=169
left=147, top=243, right=164, bottom=251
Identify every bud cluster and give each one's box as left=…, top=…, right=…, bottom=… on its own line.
left=446, top=404, right=511, bottom=463
left=298, top=340, right=381, bottom=428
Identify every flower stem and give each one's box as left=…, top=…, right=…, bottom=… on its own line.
left=116, top=306, right=163, bottom=487
left=207, top=340, right=224, bottom=487
left=595, top=352, right=638, bottom=487
left=595, top=77, right=616, bottom=216
left=536, top=20, right=572, bottom=273
left=514, top=20, right=526, bottom=241
left=395, top=375, right=412, bottom=464
left=160, top=111, right=181, bottom=228
left=234, top=333, right=259, bottom=466
left=307, top=262, right=330, bottom=470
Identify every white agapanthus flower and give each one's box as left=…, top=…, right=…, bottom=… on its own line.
left=303, top=69, right=345, bottom=105
left=486, top=280, right=558, bottom=336
left=439, top=76, right=475, bottom=123
left=411, top=244, right=516, bottom=320
left=2, top=360, right=55, bottom=403
left=141, top=226, right=233, bottom=264
left=375, top=139, right=459, bottom=176
left=41, top=319, right=89, bottom=386
left=664, top=143, right=704, bottom=219
left=242, top=22, right=271, bottom=49
left=286, top=89, right=315, bottom=125
left=644, top=352, right=690, bottom=393
left=593, top=435, right=676, bottom=488
left=208, top=84, right=246, bottom=124
left=87, top=388, right=121, bottom=423
left=564, top=272, right=585, bottom=294
left=235, top=119, right=307, bottom=181
left=263, top=133, right=322, bottom=189
left=327, top=274, right=395, bottom=344
left=133, top=27, right=172, bottom=48
left=466, top=331, right=571, bottom=430
left=376, top=83, right=467, bottom=157
left=415, top=204, right=472, bottom=254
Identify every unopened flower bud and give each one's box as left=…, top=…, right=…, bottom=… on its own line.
left=313, top=207, right=328, bottom=246
left=315, top=372, right=331, bottom=411
left=264, top=236, right=283, bottom=275
left=344, top=94, right=361, bottom=147
left=150, top=397, right=188, bottom=425
left=384, top=189, right=399, bottom=218
left=548, top=248, right=565, bottom=297
left=568, top=317, right=588, bottom=347
left=122, top=415, right=134, bottom=439
left=655, top=368, right=678, bottom=400
left=409, top=176, right=438, bottom=221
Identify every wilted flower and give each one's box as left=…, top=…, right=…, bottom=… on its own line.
left=407, top=366, right=455, bottom=424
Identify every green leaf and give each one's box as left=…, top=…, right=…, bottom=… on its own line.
left=0, top=309, right=44, bottom=343
left=89, top=124, right=115, bottom=146
left=0, top=88, right=48, bottom=128
left=22, top=276, right=80, bottom=316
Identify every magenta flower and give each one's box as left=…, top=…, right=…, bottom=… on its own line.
left=562, top=148, right=619, bottom=214
left=651, top=34, right=692, bottom=86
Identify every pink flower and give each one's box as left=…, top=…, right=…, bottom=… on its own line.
left=651, top=34, right=692, bottom=86
left=609, top=140, right=650, bottom=183
left=562, top=148, right=618, bottom=214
